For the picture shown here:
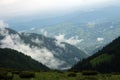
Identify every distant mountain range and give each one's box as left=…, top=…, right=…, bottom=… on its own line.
left=5, top=6, right=120, bottom=56
left=29, top=18, right=120, bottom=55
left=0, top=48, right=49, bottom=71
left=0, top=27, right=87, bottom=70
left=71, top=36, right=120, bottom=73
left=9, top=6, right=119, bottom=55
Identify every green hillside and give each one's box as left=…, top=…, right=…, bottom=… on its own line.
left=71, top=36, right=120, bottom=73
left=0, top=48, right=49, bottom=71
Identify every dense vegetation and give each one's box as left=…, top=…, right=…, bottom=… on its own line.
left=71, top=36, right=120, bottom=73
left=0, top=48, right=49, bottom=71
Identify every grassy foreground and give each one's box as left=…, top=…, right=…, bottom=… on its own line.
left=11, top=71, right=120, bottom=80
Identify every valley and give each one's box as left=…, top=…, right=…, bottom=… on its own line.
left=0, top=0, right=120, bottom=80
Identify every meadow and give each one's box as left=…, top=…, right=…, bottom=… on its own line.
left=1, top=70, right=120, bottom=80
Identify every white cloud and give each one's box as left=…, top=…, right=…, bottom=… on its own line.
left=20, top=33, right=30, bottom=37
left=2, top=35, right=65, bottom=69
left=40, top=29, right=48, bottom=37
left=66, top=37, right=84, bottom=45
left=0, top=34, right=65, bottom=69
left=74, top=57, right=80, bottom=62
left=0, top=20, right=9, bottom=36
left=0, top=0, right=119, bottom=18
left=0, top=21, right=66, bottom=69
left=31, top=38, right=43, bottom=45
left=30, top=27, right=35, bottom=31
left=110, top=26, right=114, bottom=29
left=55, top=34, right=65, bottom=42
left=55, top=40, right=66, bottom=49
left=97, top=37, right=104, bottom=42
left=55, top=33, right=83, bottom=46
left=0, top=20, right=8, bottom=29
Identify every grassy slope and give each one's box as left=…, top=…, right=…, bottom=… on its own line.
left=13, top=71, right=120, bottom=80
left=0, top=48, right=49, bottom=71
left=71, top=36, right=120, bottom=73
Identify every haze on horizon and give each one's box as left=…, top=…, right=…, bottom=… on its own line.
left=0, top=0, right=120, bottom=19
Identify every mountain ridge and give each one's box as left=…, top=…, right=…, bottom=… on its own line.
left=0, top=27, right=88, bottom=70
left=0, top=48, right=49, bottom=71
left=71, top=36, right=120, bottom=73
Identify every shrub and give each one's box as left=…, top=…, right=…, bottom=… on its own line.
left=105, top=74, right=112, bottom=77
left=82, top=71, right=98, bottom=76
left=111, top=72, right=120, bottom=75
left=0, top=71, right=14, bottom=80
left=100, top=74, right=106, bottom=78
left=84, top=76, right=98, bottom=80
left=72, top=70, right=79, bottom=73
left=6, top=72, right=14, bottom=80
left=19, top=71, right=35, bottom=78
left=12, top=71, right=20, bottom=75
left=55, top=70, right=64, bottom=73
left=68, top=72, right=77, bottom=77
left=0, top=71, right=8, bottom=79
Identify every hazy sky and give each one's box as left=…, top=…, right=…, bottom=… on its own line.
left=0, top=0, right=119, bottom=18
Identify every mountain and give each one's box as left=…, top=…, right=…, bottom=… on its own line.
left=0, top=48, right=49, bottom=71
left=7, top=6, right=120, bottom=30
left=71, top=36, right=120, bottom=73
left=3, top=6, right=120, bottom=56
left=0, top=27, right=87, bottom=70
left=21, top=6, right=120, bottom=55
left=4, top=6, right=120, bottom=56
left=30, top=18, right=120, bottom=55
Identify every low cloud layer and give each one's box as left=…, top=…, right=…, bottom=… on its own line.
left=30, top=27, right=36, bottom=31
left=0, top=20, right=9, bottom=29
left=97, top=37, right=104, bottom=42
left=0, top=21, right=65, bottom=69
left=0, top=20, right=9, bottom=36
left=40, top=29, right=48, bottom=37
left=55, top=34, right=83, bottom=46
left=39, top=29, right=83, bottom=49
